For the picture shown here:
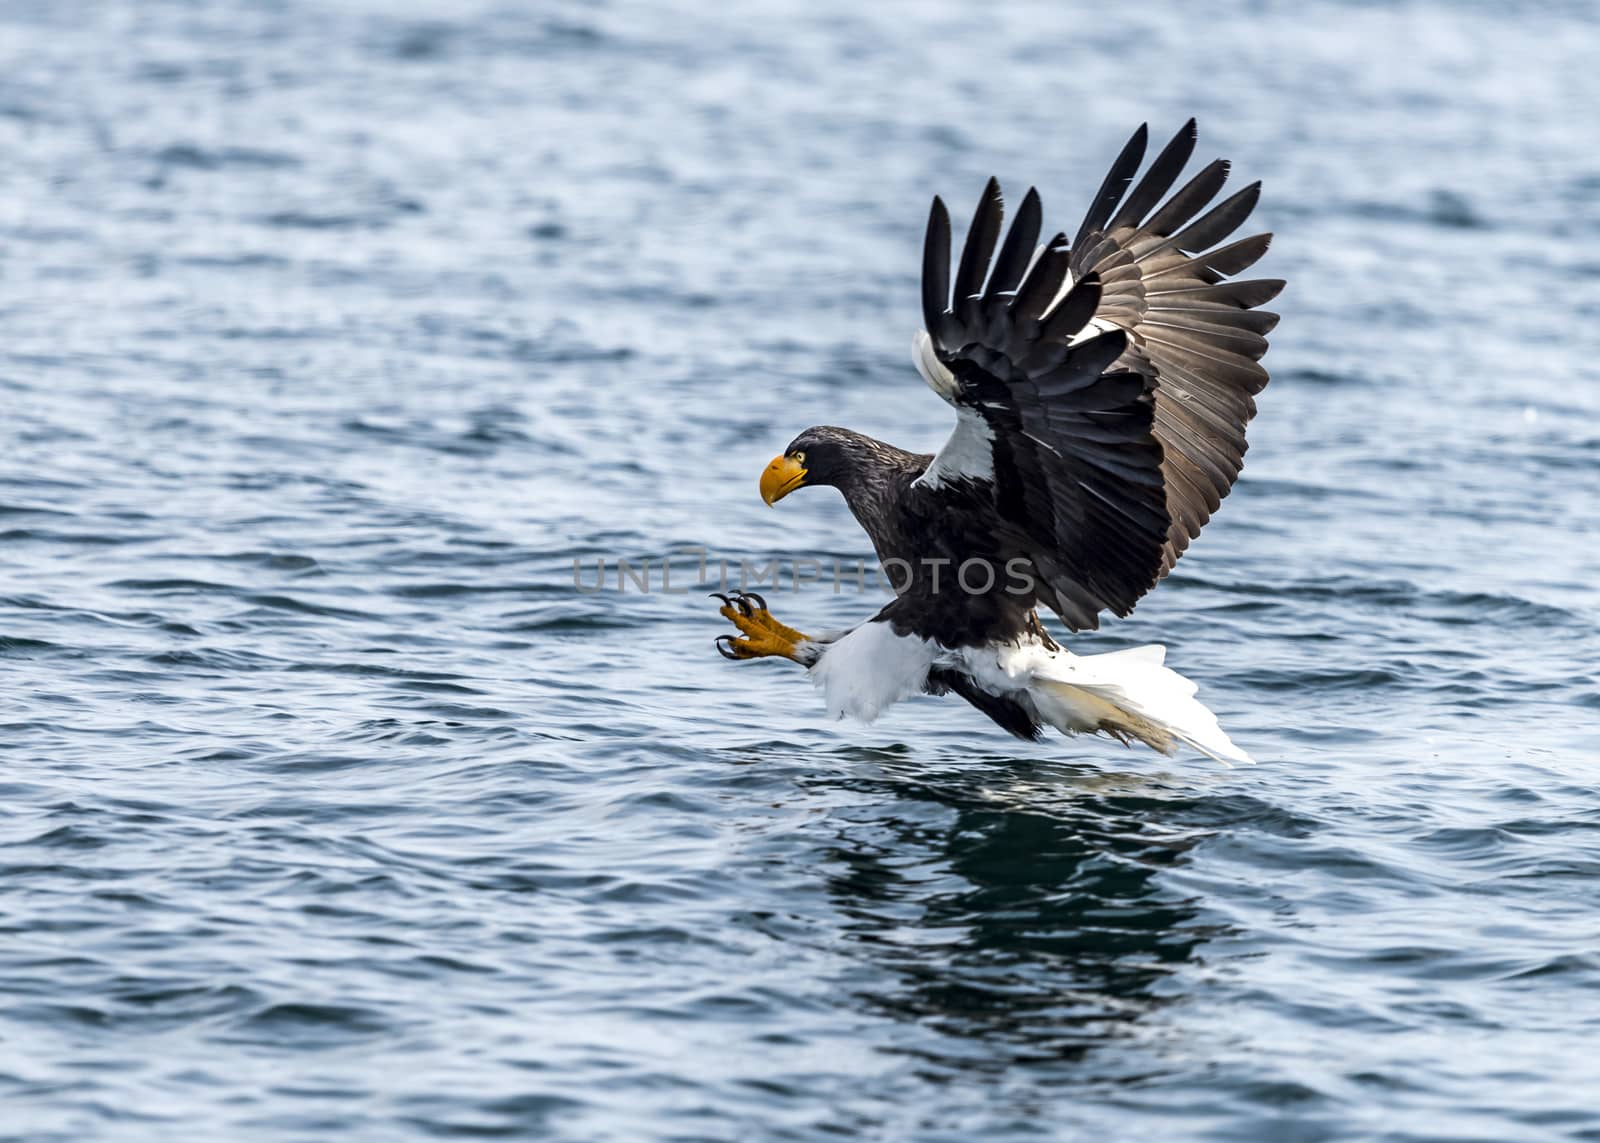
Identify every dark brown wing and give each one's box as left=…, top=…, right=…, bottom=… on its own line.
left=1067, top=119, right=1283, bottom=571
left=917, top=182, right=1169, bottom=630
left=915, top=121, right=1281, bottom=629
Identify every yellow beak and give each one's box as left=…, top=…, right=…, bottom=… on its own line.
left=760, top=454, right=807, bottom=506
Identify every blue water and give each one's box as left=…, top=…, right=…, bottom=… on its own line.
left=3, top=0, right=1599, bottom=1138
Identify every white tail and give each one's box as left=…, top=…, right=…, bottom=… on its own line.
left=958, top=641, right=1253, bottom=765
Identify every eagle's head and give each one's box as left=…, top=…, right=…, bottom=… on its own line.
left=760, top=426, right=885, bottom=506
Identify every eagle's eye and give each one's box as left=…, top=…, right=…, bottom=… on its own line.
left=794, top=451, right=806, bottom=464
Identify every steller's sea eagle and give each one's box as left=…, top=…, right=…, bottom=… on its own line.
left=714, top=121, right=1281, bottom=764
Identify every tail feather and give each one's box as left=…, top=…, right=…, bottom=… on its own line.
left=1050, top=678, right=1251, bottom=765
left=966, top=640, right=1252, bottom=764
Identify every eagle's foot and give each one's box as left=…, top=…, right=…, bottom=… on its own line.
left=712, top=591, right=810, bottom=661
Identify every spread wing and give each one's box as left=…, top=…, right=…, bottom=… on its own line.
left=915, top=120, right=1281, bottom=630
left=1068, top=119, right=1283, bottom=570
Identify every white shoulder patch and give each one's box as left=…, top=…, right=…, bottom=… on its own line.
left=910, top=330, right=995, bottom=489
left=913, top=405, right=995, bottom=489
left=912, top=329, right=959, bottom=403
left=808, top=620, right=937, bottom=724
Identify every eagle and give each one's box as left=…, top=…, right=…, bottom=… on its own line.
left=714, top=121, right=1281, bottom=764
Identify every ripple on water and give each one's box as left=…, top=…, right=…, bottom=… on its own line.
left=2, top=0, right=1599, bottom=1139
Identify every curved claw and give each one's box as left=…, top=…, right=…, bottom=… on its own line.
left=709, top=592, right=732, bottom=606
left=729, top=591, right=754, bottom=617
left=741, top=590, right=768, bottom=612
left=715, top=634, right=741, bottom=660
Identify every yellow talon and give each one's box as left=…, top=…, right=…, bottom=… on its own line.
left=713, top=591, right=811, bottom=661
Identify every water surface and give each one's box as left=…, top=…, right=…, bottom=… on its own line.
left=2, top=0, right=1599, bottom=1138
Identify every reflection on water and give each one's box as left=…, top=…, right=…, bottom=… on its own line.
left=811, top=758, right=1222, bottom=1069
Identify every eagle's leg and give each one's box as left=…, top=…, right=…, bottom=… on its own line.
left=712, top=591, right=812, bottom=662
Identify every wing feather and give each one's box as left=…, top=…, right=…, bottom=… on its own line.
left=1137, top=159, right=1231, bottom=240
left=921, top=196, right=952, bottom=340
left=1035, top=275, right=1103, bottom=347
left=984, top=187, right=1042, bottom=301
left=1010, top=233, right=1071, bottom=328
left=1072, top=124, right=1148, bottom=250
left=1147, top=278, right=1284, bottom=306
left=1063, top=126, right=1280, bottom=572
left=1107, top=118, right=1197, bottom=232
left=1165, top=182, right=1262, bottom=253
left=953, top=177, right=1003, bottom=328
